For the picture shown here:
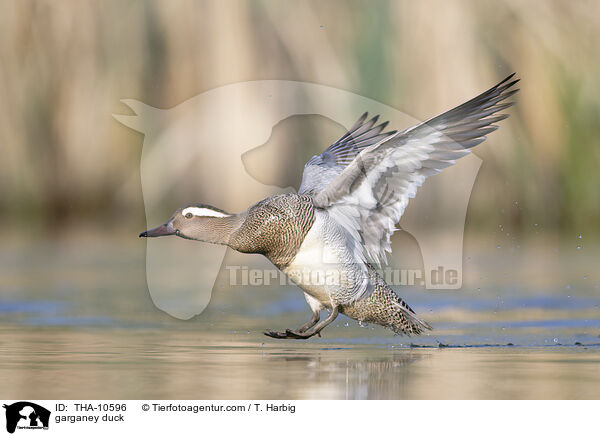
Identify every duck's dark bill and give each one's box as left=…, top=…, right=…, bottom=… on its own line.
left=139, top=223, right=176, bottom=238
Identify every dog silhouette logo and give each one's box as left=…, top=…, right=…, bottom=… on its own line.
left=3, top=402, right=50, bottom=434
left=115, top=81, right=481, bottom=320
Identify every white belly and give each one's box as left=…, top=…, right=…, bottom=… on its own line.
left=283, top=210, right=366, bottom=305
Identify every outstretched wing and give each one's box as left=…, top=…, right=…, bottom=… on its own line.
left=312, top=73, right=519, bottom=265
left=298, top=113, right=397, bottom=195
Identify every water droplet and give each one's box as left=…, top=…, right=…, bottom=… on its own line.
left=344, top=322, right=349, bottom=327
left=553, top=338, right=558, bottom=343
left=578, top=234, right=583, bottom=239
left=577, top=245, right=582, bottom=250
left=496, top=244, right=501, bottom=249
left=477, top=288, right=481, bottom=292
left=584, top=275, right=588, bottom=280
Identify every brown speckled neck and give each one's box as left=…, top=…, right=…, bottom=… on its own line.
left=228, top=194, right=315, bottom=269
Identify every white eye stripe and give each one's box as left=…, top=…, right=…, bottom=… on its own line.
left=181, top=207, right=229, bottom=218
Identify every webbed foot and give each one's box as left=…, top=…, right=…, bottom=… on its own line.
left=263, top=329, right=320, bottom=340
left=283, top=329, right=311, bottom=339
left=263, top=329, right=296, bottom=339
left=262, top=329, right=311, bottom=339
left=263, top=306, right=338, bottom=340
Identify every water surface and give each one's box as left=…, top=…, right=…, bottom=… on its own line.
left=1, top=234, right=599, bottom=399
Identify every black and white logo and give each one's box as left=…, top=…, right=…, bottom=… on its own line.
left=3, top=402, right=50, bottom=434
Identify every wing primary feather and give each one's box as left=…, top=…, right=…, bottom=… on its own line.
left=333, top=112, right=370, bottom=145
left=305, top=74, right=519, bottom=270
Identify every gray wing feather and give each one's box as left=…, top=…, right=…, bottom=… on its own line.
left=312, top=74, right=519, bottom=266
left=299, top=113, right=397, bottom=194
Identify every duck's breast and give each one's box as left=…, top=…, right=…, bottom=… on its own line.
left=283, top=210, right=363, bottom=305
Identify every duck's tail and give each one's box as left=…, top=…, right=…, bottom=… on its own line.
left=342, top=279, right=432, bottom=336
left=389, top=296, right=432, bottom=335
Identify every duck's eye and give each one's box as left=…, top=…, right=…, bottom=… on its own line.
left=185, top=213, right=193, bottom=219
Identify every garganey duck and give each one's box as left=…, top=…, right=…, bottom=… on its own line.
left=140, top=74, right=519, bottom=339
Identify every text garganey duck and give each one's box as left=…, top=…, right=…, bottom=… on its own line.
left=140, top=74, right=519, bottom=339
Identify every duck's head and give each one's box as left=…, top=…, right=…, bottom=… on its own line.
left=139, top=204, right=234, bottom=242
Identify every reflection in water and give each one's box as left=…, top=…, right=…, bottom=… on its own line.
left=261, top=349, right=424, bottom=399
left=1, top=236, right=600, bottom=399
left=1, top=328, right=599, bottom=399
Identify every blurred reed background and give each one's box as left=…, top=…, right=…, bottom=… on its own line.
left=2, top=1, right=600, bottom=400
left=1, top=0, right=599, bottom=237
